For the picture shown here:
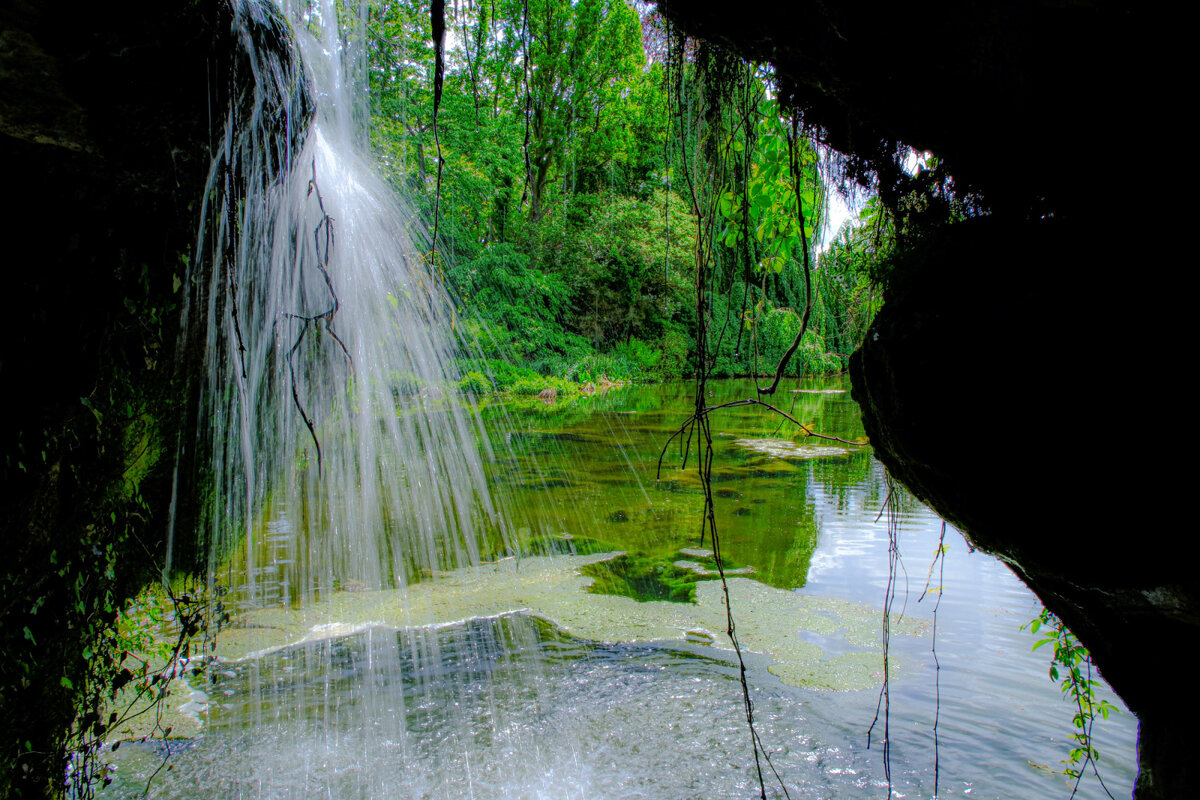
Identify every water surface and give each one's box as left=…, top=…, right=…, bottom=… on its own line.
left=107, top=377, right=1137, bottom=799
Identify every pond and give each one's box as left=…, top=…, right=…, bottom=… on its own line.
left=104, top=377, right=1137, bottom=799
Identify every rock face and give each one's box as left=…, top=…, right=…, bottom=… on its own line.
left=0, top=2, right=305, bottom=793
left=3, top=0, right=222, bottom=440
left=658, top=1, right=1187, bottom=797
left=0, top=2, right=228, bottom=791
left=848, top=217, right=1193, bottom=798
left=656, top=0, right=1168, bottom=221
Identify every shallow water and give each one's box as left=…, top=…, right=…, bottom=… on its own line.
left=106, top=377, right=1137, bottom=799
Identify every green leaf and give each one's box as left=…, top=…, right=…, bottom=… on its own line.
left=60, top=676, right=74, bottom=690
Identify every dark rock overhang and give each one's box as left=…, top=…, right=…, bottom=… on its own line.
left=656, top=3, right=1189, bottom=798
left=656, top=0, right=1163, bottom=219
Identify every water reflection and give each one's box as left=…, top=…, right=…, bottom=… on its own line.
left=480, top=377, right=877, bottom=593
left=108, top=379, right=1138, bottom=799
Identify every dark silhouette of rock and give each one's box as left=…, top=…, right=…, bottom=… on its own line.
left=658, top=2, right=1186, bottom=797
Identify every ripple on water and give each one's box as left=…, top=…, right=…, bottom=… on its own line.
left=103, top=616, right=904, bottom=800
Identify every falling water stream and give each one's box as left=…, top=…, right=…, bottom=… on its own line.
left=105, top=2, right=1138, bottom=798
left=183, top=0, right=502, bottom=613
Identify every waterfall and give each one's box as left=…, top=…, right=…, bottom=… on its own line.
left=183, top=0, right=500, bottom=615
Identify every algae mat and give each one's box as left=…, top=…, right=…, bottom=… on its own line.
left=214, top=552, right=926, bottom=692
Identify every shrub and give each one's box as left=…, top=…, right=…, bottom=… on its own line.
left=474, top=359, right=541, bottom=392
left=457, top=370, right=492, bottom=395
left=656, top=328, right=690, bottom=379
left=450, top=244, right=578, bottom=359
left=612, top=337, right=661, bottom=376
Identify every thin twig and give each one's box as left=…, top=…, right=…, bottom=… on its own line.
left=67, top=590, right=204, bottom=798
left=286, top=323, right=322, bottom=474
left=281, top=162, right=353, bottom=474
left=1069, top=656, right=1117, bottom=800
left=223, top=173, right=249, bottom=383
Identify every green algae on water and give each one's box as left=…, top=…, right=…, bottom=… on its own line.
left=212, top=553, right=927, bottom=692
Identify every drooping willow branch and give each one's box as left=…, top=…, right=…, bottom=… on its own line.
left=223, top=175, right=249, bottom=383
left=225, top=252, right=248, bottom=382
left=733, top=70, right=764, bottom=365
left=285, top=326, right=322, bottom=473
left=918, top=521, right=947, bottom=798
left=867, top=476, right=909, bottom=798
left=304, top=160, right=352, bottom=365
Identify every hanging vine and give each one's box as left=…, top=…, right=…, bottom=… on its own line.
left=918, top=521, right=949, bottom=798
left=428, top=0, right=447, bottom=282
left=1025, top=609, right=1120, bottom=799
left=660, top=27, right=797, bottom=800
left=754, top=116, right=814, bottom=396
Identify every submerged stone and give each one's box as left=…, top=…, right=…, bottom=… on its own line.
left=105, top=671, right=206, bottom=743
left=733, top=438, right=854, bottom=460
left=672, top=559, right=755, bottom=577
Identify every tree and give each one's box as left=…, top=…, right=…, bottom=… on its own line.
left=522, top=0, right=642, bottom=221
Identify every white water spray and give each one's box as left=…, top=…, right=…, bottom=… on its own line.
left=184, top=0, right=499, bottom=614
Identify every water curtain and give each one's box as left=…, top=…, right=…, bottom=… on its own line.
left=183, top=0, right=499, bottom=616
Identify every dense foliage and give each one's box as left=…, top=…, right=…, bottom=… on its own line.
left=364, top=0, right=887, bottom=391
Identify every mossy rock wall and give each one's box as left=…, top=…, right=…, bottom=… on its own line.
left=0, top=1, right=304, bottom=794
